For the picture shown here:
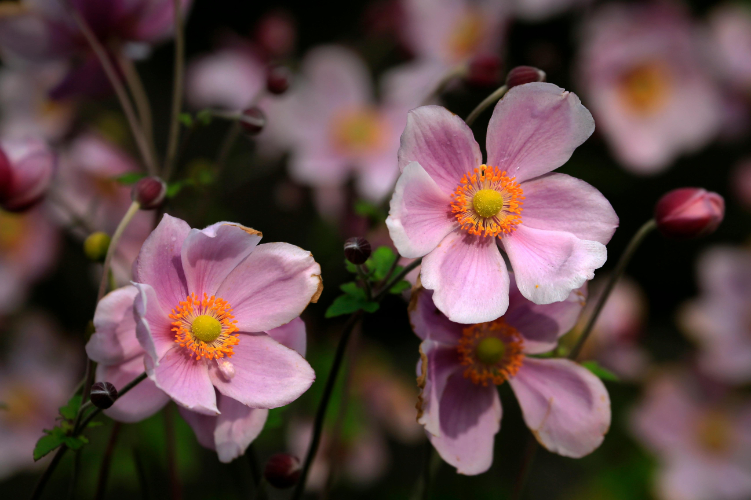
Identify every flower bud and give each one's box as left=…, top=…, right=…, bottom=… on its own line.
left=240, top=107, right=266, bottom=136
left=505, top=66, right=546, bottom=89
left=266, top=65, right=291, bottom=95
left=264, top=453, right=301, bottom=489
left=654, top=188, right=725, bottom=239
left=466, top=54, right=503, bottom=87
left=254, top=11, right=296, bottom=59
left=344, top=237, right=371, bottom=265
left=132, top=176, right=166, bottom=209
left=90, top=382, right=118, bottom=409
left=84, top=232, right=111, bottom=262
left=0, top=138, right=56, bottom=212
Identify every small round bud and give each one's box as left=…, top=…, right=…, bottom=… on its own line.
left=466, top=55, right=503, bottom=87
left=254, top=11, right=296, bottom=58
left=90, top=382, right=118, bottom=409
left=132, top=176, right=167, bottom=210
left=0, top=138, right=55, bottom=212
left=505, top=66, right=546, bottom=89
left=84, top=232, right=111, bottom=262
left=240, top=107, right=267, bottom=136
left=264, top=453, right=301, bottom=489
left=266, top=65, right=291, bottom=95
left=655, top=188, right=725, bottom=240
left=344, top=237, right=371, bottom=265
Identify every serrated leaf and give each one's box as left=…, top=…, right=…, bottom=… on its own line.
left=581, top=361, right=619, bottom=382
left=62, top=435, right=88, bottom=450
left=325, top=285, right=379, bottom=318
left=59, top=394, right=81, bottom=421
left=113, top=172, right=146, bottom=185
left=369, top=247, right=397, bottom=281
left=179, top=113, right=193, bottom=127
left=33, top=427, right=66, bottom=461
left=389, top=280, right=411, bottom=294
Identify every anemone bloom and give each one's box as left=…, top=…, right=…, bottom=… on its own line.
left=410, top=280, right=610, bottom=474
left=387, top=82, right=617, bottom=324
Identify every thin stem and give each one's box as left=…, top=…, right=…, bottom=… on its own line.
left=164, top=0, right=186, bottom=177
left=568, top=219, right=657, bottom=360
left=511, top=436, right=539, bottom=500
left=78, top=372, right=148, bottom=433
left=97, top=201, right=141, bottom=302
left=94, top=423, right=121, bottom=500
left=132, top=449, right=152, bottom=500
left=290, top=311, right=364, bottom=500
left=164, top=405, right=182, bottom=500
left=420, top=64, right=469, bottom=106
left=30, top=445, right=67, bottom=500
left=68, top=6, right=156, bottom=173
left=465, top=85, right=508, bottom=127
left=118, top=54, right=157, bottom=165
left=374, top=258, right=422, bottom=301
left=66, top=449, right=80, bottom=500
left=214, top=121, right=241, bottom=173
left=357, top=264, right=373, bottom=300
left=246, top=444, right=266, bottom=500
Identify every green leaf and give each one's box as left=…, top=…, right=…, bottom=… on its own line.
left=113, top=172, right=146, bottom=185
left=62, top=435, right=89, bottom=451
left=86, top=421, right=104, bottom=428
left=581, top=361, right=619, bottom=382
left=388, top=280, right=411, bottom=294
left=59, top=395, right=81, bottom=421
left=368, top=246, right=398, bottom=281
left=354, top=200, right=386, bottom=222
left=166, top=180, right=185, bottom=199
left=196, top=109, right=213, bottom=125
left=34, top=429, right=65, bottom=461
left=325, top=282, right=379, bottom=318
left=179, top=113, right=194, bottom=127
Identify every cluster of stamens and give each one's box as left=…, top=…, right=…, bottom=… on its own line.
left=169, top=293, right=240, bottom=360
left=450, top=165, right=524, bottom=238
left=457, top=319, right=525, bottom=386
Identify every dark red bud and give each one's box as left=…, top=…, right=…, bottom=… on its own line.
left=264, top=453, right=301, bottom=489
left=505, top=66, right=546, bottom=89
left=344, top=237, right=372, bottom=265
left=132, top=176, right=167, bottom=209
left=90, top=382, right=118, bottom=409
left=254, top=11, right=296, bottom=58
left=466, top=54, right=503, bottom=87
left=0, top=148, right=12, bottom=200
left=240, top=107, right=267, bottom=136
left=654, top=188, right=725, bottom=240
left=266, top=65, right=291, bottom=95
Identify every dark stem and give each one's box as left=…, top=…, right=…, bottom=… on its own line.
left=246, top=444, right=267, bottom=500
left=374, top=258, right=422, bottom=301
left=132, top=449, right=152, bottom=500
left=66, top=449, right=81, bottom=500
left=290, top=311, right=364, bottom=500
left=30, top=445, right=67, bottom=500
left=214, top=121, right=241, bottom=174
left=164, top=405, right=182, bottom=500
left=357, top=264, right=373, bottom=300
left=419, top=441, right=434, bottom=500
left=94, top=423, right=121, bottom=500
left=511, top=436, right=539, bottom=500
left=163, top=0, right=186, bottom=177
left=117, top=53, right=157, bottom=166
left=465, top=85, right=508, bottom=127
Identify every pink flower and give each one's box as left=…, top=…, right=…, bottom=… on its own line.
left=577, top=4, right=722, bottom=173
left=709, top=4, right=751, bottom=91
left=387, top=82, right=617, bottom=323
left=679, top=246, right=751, bottom=384
left=514, top=0, right=591, bottom=21
left=410, top=280, right=610, bottom=474
left=0, top=136, right=56, bottom=212
left=631, top=371, right=751, bottom=500
left=655, top=188, right=725, bottom=240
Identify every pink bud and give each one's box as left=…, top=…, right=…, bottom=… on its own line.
left=654, top=188, right=725, bottom=239
left=505, top=66, right=546, bottom=89
left=0, top=138, right=56, bottom=212
left=466, top=55, right=503, bottom=87
left=266, top=65, right=291, bottom=95
left=132, top=176, right=167, bottom=209
left=264, top=453, right=301, bottom=489
left=240, top=107, right=266, bottom=136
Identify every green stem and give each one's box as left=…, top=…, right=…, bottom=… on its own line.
left=511, top=436, right=539, bottom=500
left=465, top=85, right=508, bottom=127
left=94, top=423, right=121, bottom=500
left=357, top=264, right=373, bottom=300
left=163, top=0, right=186, bottom=178
left=374, top=258, right=422, bottom=301
left=118, top=53, right=158, bottom=167
left=97, top=201, right=141, bottom=302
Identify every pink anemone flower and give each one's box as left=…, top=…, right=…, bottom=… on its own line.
left=387, top=82, right=618, bottom=324
left=410, top=279, right=610, bottom=474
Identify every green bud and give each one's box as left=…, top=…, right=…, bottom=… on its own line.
left=84, top=232, right=110, bottom=262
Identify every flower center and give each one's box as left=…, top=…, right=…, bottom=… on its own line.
left=450, top=165, right=524, bottom=238
left=457, top=319, right=525, bottom=386
left=696, top=410, right=732, bottom=455
left=619, top=61, right=671, bottom=116
left=331, top=108, right=384, bottom=155
left=448, top=9, right=484, bottom=60
left=169, top=293, right=240, bottom=360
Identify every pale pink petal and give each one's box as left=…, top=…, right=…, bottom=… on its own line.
left=417, top=340, right=463, bottom=437
left=209, top=333, right=315, bottom=409
left=87, top=286, right=141, bottom=365
left=178, top=405, right=216, bottom=451
left=408, top=288, right=464, bottom=344
left=147, top=347, right=218, bottom=415
left=421, top=231, right=510, bottom=324
left=181, top=222, right=262, bottom=299
left=428, top=371, right=501, bottom=475
left=397, top=106, right=482, bottom=194
left=130, top=0, right=193, bottom=43
left=519, top=173, right=618, bottom=244
left=97, top=356, right=169, bottom=423
left=386, top=161, right=457, bottom=259
left=502, top=224, right=606, bottom=305
left=132, top=214, right=190, bottom=313
left=509, top=357, right=610, bottom=458
left=658, top=456, right=751, bottom=500
left=214, top=396, right=269, bottom=463
left=266, top=317, right=307, bottom=356
left=486, top=83, right=594, bottom=183
left=186, top=47, right=264, bottom=111
left=133, top=283, right=174, bottom=362
left=216, top=242, right=322, bottom=333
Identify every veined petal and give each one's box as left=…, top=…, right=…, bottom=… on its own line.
left=87, top=286, right=141, bottom=365
left=133, top=282, right=174, bottom=362
left=409, top=288, right=464, bottom=344
left=266, top=317, right=307, bottom=356
left=417, top=340, right=463, bottom=437
left=97, top=356, right=169, bottom=423
left=215, top=395, right=269, bottom=463
left=146, top=347, right=218, bottom=415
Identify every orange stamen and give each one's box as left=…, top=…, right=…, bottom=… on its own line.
left=168, top=293, right=240, bottom=360
left=457, top=319, right=525, bottom=386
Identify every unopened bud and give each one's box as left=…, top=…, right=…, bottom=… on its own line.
left=264, top=453, right=301, bottom=489
left=0, top=138, right=55, bottom=212
left=254, top=11, right=296, bottom=58
left=505, top=66, right=546, bottom=89
left=655, top=188, right=725, bottom=240
left=344, top=237, right=371, bottom=265
left=90, top=382, right=118, bottom=409
left=132, top=176, right=167, bottom=209
left=84, top=232, right=111, bottom=262
left=466, top=55, right=502, bottom=87
left=266, top=65, right=291, bottom=95
left=240, top=107, right=266, bottom=136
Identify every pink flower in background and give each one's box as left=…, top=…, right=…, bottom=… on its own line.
left=410, top=280, right=609, bottom=474
left=387, top=83, right=617, bottom=323
left=631, top=371, right=751, bottom=500
left=709, top=4, right=751, bottom=91
left=679, top=246, right=751, bottom=384
left=0, top=136, right=56, bottom=212
left=513, top=0, right=591, bottom=22
left=577, top=4, right=722, bottom=173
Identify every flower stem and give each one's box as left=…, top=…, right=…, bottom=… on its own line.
left=164, top=405, right=182, bottom=500
left=117, top=53, right=158, bottom=166
left=420, top=64, right=469, bottom=106
left=374, top=258, right=422, bottom=301
left=97, top=201, right=141, bottom=302
left=94, top=423, right=121, bottom=500
left=511, top=435, right=539, bottom=500
left=357, top=264, right=373, bottom=300
left=568, top=218, right=657, bottom=361
left=163, top=0, right=186, bottom=178
left=465, top=85, right=508, bottom=127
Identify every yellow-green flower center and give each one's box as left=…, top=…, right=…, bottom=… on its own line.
left=472, top=189, right=504, bottom=219
left=191, top=315, right=222, bottom=343
left=475, top=337, right=506, bottom=365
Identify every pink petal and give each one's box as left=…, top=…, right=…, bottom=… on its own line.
left=87, top=286, right=141, bottom=365
left=186, top=47, right=265, bottom=111
left=509, top=357, right=610, bottom=458
left=1, top=136, right=56, bottom=210
left=658, top=456, right=751, bottom=500
left=215, top=395, right=269, bottom=463
left=97, top=356, right=169, bottom=423
left=209, top=333, right=315, bottom=409
left=397, top=106, right=482, bottom=194
left=133, top=283, right=175, bottom=362
left=408, top=288, right=464, bottom=344
left=132, top=214, right=190, bottom=313
left=421, top=231, right=510, bottom=324
left=502, top=224, right=606, bottom=305
left=181, top=222, right=262, bottom=299
left=519, top=173, right=618, bottom=245
left=386, top=161, right=457, bottom=259
left=130, top=0, right=193, bottom=43
left=486, top=83, right=594, bottom=183
left=147, top=347, right=218, bottom=415
left=178, top=404, right=216, bottom=451
left=266, top=317, right=307, bottom=356
left=417, top=340, right=463, bottom=437
left=216, top=242, right=322, bottom=333
left=428, top=371, right=501, bottom=475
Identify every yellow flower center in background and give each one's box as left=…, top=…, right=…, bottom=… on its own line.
left=619, top=61, right=671, bottom=116
left=0, top=211, right=27, bottom=254
left=169, top=293, right=239, bottom=360
left=448, top=9, right=484, bottom=60
left=696, top=410, right=733, bottom=455
left=457, top=319, right=525, bottom=386
left=451, top=165, right=524, bottom=238
left=331, top=108, right=384, bottom=155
